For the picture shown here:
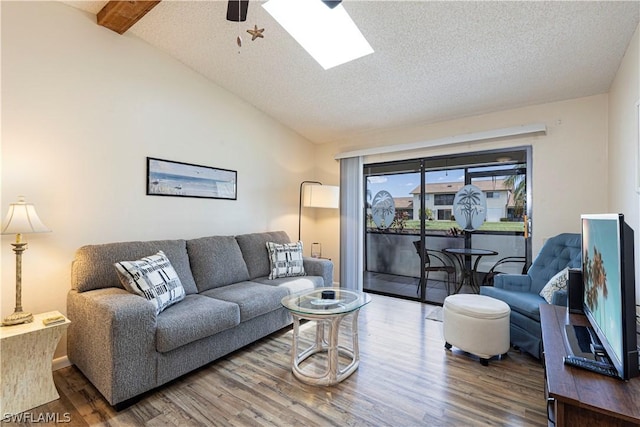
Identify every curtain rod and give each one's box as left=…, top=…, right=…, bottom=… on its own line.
left=334, top=123, right=547, bottom=160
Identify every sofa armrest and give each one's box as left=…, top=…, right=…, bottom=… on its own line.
left=552, top=289, right=568, bottom=306
left=493, top=274, right=533, bottom=292
left=303, top=257, right=334, bottom=287
left=67, top=288, right=157, bottom=405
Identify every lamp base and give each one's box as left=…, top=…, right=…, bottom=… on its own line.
left=2, top=310, right=33, bottom=326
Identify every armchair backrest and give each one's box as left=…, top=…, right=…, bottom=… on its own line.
left=528, top=233, right=581, bottom=294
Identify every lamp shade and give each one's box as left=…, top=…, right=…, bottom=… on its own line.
left=1, top=197, right=50, bottom=235
left=303, top=185, right=339, bottom=209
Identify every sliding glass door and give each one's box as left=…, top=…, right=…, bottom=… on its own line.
left=363, top=148, right=531, bottom=305
left=364, top=160, right=422, bottom=299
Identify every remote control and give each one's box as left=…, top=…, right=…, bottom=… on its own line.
left=42, top=315, right=66, bottom=326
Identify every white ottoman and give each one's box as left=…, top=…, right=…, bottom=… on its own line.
left=443, top=294, right=511, bottom=365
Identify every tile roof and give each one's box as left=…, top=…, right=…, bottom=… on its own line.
left=409, top=179, right=509, bottom=195
left=393, top=197, right=413, bottom=209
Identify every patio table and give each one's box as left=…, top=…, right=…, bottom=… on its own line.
left=443, top=248, right=498, bottom=294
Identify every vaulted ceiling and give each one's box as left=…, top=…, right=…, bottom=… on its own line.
left=62, top=1, right=640, bottom=144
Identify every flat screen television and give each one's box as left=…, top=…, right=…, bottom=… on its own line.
left=581, top=213, right=638, bottom=380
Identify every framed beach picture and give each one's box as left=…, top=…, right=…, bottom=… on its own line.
left=147, top=157, right=237, bottom=200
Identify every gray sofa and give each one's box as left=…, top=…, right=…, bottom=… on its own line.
left=67, top=231, right=333, bottom=407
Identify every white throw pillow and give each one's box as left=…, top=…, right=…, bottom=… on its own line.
left=266, top=241, right=306, bottom=280
left=114, top=251, right=186, bottom=315
left=539, top=267, right=569, bottom=304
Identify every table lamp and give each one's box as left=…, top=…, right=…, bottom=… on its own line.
left=1, top=196, right=51, bottom=326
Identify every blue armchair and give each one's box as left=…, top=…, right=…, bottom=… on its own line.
left=479, top=233, right=581, bottom=359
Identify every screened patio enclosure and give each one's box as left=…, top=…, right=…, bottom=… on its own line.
left=364, top=147, right=531, bottom=305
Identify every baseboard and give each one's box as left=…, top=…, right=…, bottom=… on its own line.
left=53, top=355, right=71, bottom=371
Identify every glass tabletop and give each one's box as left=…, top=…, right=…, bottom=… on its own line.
left=281, top=287, right=371, bottom=315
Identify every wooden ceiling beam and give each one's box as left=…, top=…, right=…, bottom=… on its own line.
left=97, top=1, right=161, bottom=35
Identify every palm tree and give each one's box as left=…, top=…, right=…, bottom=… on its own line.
left=503, top=166, right=526, bottom=218
left=454, top=186, right=483, bottom=230
left=584, top=245, right=609, bottom=311
left=372, top=191, right=395, bottom=229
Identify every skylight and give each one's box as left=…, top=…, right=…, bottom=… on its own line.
left=263, top=0, right=374, bottom=70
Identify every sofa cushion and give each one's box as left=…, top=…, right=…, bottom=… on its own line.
left=266, top=241, right=305, bottom=279
left=539, top=267, right=569, bottom=304
left=114, top=251, right=186, bottom=315
left=156, top=294, right=240, bottom=353
left=187, top=236, right=250, bottom=292
left=235, top=231, right=291, bottom=280
left=201, top=281, right=289, bottom=322
left=480, top=286, right=546, bottom=322
left=253, top=276, right=321, bottom=294
left=72, top=239, right=198, bottom=294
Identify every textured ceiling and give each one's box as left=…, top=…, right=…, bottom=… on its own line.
left=62, top=1, right=640, bottom=144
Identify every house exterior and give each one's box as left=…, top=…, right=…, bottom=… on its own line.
left=392, top=197, right=413, bottom=218
left=409, top=180, right=516, bottom=222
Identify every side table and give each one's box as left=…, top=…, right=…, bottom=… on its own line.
left=0, top=311, right=70, bottom=415
left=281, top=288, right=371, bottom=385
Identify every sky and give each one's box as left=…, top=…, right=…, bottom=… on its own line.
left=149, top=158, right=235, bottom=182
left=366, top=170, right=466, bottom=199
left=366, top=163, right=520, bottom=199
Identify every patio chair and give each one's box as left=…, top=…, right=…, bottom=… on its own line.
left=413, top=241, right=458, bottom=295
left=481, top=256, right=529, bottom=286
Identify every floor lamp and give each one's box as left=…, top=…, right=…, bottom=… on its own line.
left=298, top=181, right=340, bottom=242
left=1, top=196, right=51, bottom=326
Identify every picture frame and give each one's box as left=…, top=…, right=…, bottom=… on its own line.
left=147, top=157, right=237, bottom=200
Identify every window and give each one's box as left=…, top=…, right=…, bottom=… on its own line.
left=437, top=209, right=452, bottom=220
left=363, top=148, right=531, bottom=305
left=434, top=194, right=455, bottom=206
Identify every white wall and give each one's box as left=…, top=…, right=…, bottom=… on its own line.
left=315, top=95, right=610, bottom=280
left=1, top=2, right=317, bottom=358
left=607, top=23, right=640, bottom=302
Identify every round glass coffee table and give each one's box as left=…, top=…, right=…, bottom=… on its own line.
left=281, top=287, right=371, bottom=385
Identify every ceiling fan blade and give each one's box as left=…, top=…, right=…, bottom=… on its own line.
left=227, top=0, right=249, bottom=22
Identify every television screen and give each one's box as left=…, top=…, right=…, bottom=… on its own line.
left=581, top=213, right=638, bottom=379
left=582, top=215, right=623, bottom=361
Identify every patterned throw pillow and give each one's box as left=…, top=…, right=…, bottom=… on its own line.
left=114, top=251, right=186, bottom=315
left=539, top=267, right=569, bottom=304
left=266, top=241, right=306, bottom=280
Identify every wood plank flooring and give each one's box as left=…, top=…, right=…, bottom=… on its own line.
left=2, top=294, right=547, bottom=426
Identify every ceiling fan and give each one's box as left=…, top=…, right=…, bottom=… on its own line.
left=226, top=0, right=342, bottom=22
left=226, top=0, right=249, bottom=22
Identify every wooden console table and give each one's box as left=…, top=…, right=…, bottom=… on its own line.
left=540, top=304, right=640, bottom=426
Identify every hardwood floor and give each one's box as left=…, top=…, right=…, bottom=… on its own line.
left=4, top=294, right=547, bottom=426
